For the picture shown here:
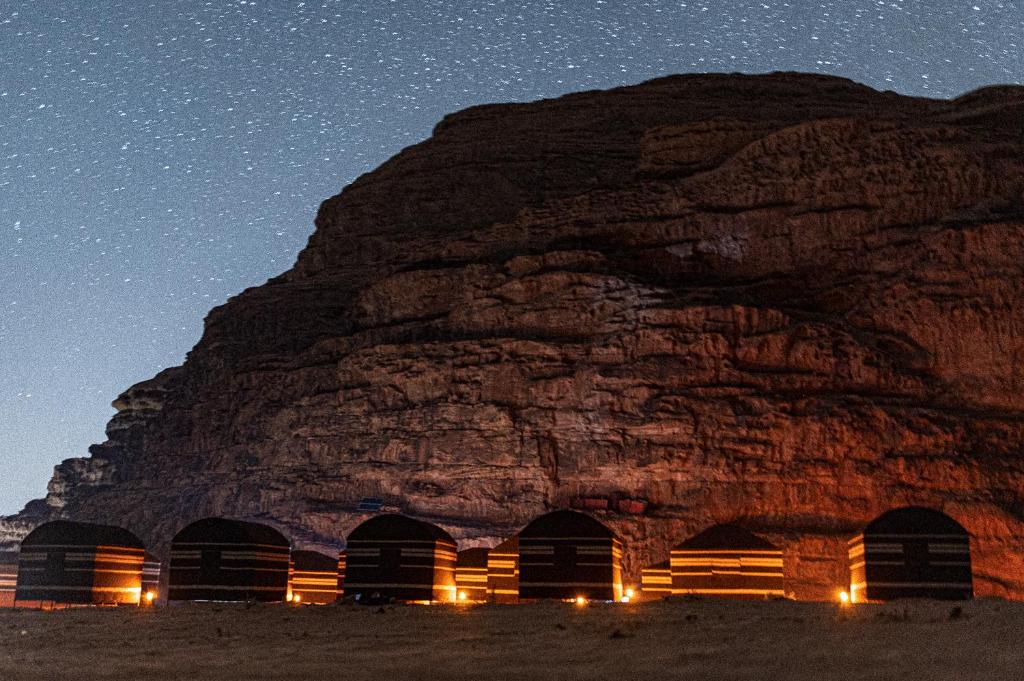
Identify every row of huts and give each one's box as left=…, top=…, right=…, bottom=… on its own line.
left=0, top=506, right=973, bottom=609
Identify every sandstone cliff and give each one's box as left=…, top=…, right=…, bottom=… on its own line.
left=5, top=73, right=1024, bottom=599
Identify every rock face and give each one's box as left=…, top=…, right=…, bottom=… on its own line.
left=4, top=73, right=1024, bottom=600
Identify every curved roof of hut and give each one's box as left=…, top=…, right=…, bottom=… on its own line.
left=519, top=510, right=615, bottom=540
left=21, top=520, right=144, bottom=550
left=347, top=514, right=455, bottom=544
left=674, top=524, right=776, bottom=551
left=172, top=518, right=290, bottom=547
left=291, top=549, right=339, bottom=571
left=456, top=547, right=490, bottom=567
left=864, top=507, right=968, bottom=535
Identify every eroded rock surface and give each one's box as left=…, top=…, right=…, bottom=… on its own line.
left=4, top=73, right=1024, bottom=599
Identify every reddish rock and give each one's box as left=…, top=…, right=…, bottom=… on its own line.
left=3, top=73, right=1024, bottom=600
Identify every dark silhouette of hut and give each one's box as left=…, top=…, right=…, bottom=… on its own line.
left=518, top=510, right=623, bottom=601
left=849, top=507, right=972, bottom=602
left=669, top=524, right=785, bottom=599
left=640, top=559, right=672, bottom=600
left=1, top=550, right=18, bottom=608
left=14, top=520, right=145, bottom=608
left=289, top=549, right=341, bottom=604
left=168, top=518, right=290, bottom=602
left=141, top=552, right=161, bottom=604
left=343, top=514, right=457, bottom=603
left=486, top=535, right=519, bottom=604
left=455, top=547, right=489, bottom=602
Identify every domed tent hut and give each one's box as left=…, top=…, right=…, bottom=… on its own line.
left=1, top=550, right=19, bottom=608
left=640, top=559, right=672, bottom=601
left=455, top=547, right=489, bottom=603
left=849, top=507, right=972, bottom=602
left=486, top=535, right=519, bottom=604
left=168, top=518, right=290, bottom=603
left=518, top=510, right=623, bottom=601
left=289, top=550, right=342, bottom=604
left=668, top=524, right=785, bottom=599
left=343, top=514, right=457, bottom=603
left=14, top=520, right=145, bottom=608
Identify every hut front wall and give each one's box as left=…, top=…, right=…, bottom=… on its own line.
left=168, top=541, right=290, bottom=602
left=337, top=552, right=346, bottom=593
left=15, top=545, right=143, bottom=607
left=0, top=560, right=17, bottom=608
left=344, top=539, right=456, bottom=603
left=640, top=565, right=672, bottom=600
left=519, top=537, right=623, bottom=601
left=848, top=532, right=972, bottom=602
left=486, top=538, right=519, bottom=604
left=290, top=562, right=341, bottom=604
left=670, top=547, right=785, bottom=600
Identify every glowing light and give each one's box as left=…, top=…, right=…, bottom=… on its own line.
left=293, top=594, right=301, bottom=604
left=458, top=591, right=467, bottom=601
left=839, top=590, right=850, bottom=604
left=144, top=591, right=155, bottom=605
left=575, top=596, right=587, bottom=606
left=625, top=588, right=635, bottom=599
left=286, top=593, right=294, bottom=602
left=620, top=596, right=631, bottom=603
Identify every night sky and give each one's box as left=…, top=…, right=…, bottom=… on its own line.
left=1, top=1, right=1021, bottom=515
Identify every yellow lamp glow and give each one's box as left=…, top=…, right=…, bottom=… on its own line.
left=458, top=591, right=467, bottom=601
left=294, top=594, right=301, bottom=604
left=620, top=596, right=631, bottom=603
left=625, top=588, right=635, bottom=599
left=144, top=591, right=155, bottom=605
left=839, top=590, right=850, bottom=604
left=575, top=596, right=587, bottom=606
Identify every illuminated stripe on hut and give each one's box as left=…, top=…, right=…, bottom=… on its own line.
left=848, top=507, right=972, bottom=603
left=14, top=521, right=145, bottom=608
left=668, top=524, right=785, bottom=600
left=343, top=514, right=458, bottom=603
left=1, top=552, right=19, bottom=608
left=456, top=548, right=489, bottom=602
left=289, top=550, right=342, bottom=604
left=518, top=510, right=623, bottom=601
left=486, top=535, right=519, bottom=603
left=640, top=560, right=672, bottom=600
left=168, top=518, right=290, bottom=603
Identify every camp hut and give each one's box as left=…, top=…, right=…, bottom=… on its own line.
left=337, top=550, right=346, bottom=593
left=1, top=551, right=18, bottom=608
left=640, top=559, right=672, bottom=601
left=141, top=552, right=161, bottom=604
left=14, top=520, right=145, bottom=608
left=849, top=507, right=972, bottom=602
left=669, top=525, right=784, bottom=599
left=168, top=518, right=290, bottom=602
left=289, top=550, right=341, bottom=604
left=518, top=510, right=623, bottom=601
left=343, top=514, right=457, bottom=603
left=486, top=535, right=519, bottom=604
left=455, top=548, right=489, bottom=602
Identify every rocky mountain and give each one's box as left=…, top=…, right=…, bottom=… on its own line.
left=4, top=72, right=1024, bottom=599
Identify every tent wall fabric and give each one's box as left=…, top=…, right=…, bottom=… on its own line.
left=289, top=550, right=341, bottom=604
left=669, top=524, right=785, bottom=600
left=455, top=547, right=489, bottom=602
left=640, top=560, right=672, bottom=600
left=168, top=518, right=290, bottom=603
left=849, top=507, right=973, bottom=602
left=0, top=551, right=18, bottom=608
left=486, top=535, right=519, bottom=604
left=343, top=514, right=457, bottom=603
left=141, top=552, right=161, bottom=603
left=337, top=551, right=346, bottom=594
left=518, top=510, right=623, bottom=601
left=14, top=521, right=145, bottom=608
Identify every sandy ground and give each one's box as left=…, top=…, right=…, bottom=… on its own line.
left=1, top=598, right=1021, bottom=680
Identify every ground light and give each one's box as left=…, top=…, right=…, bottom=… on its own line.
left=839, top=590, right=850, bottom=604
left=625, top=588, right=635, bottom=599
left=144, top=591, right=155, bottom=605
left=575, top=596, right=587, bottom=606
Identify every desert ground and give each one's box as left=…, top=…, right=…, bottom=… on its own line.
left=1, top=598, right=1020, bottom=680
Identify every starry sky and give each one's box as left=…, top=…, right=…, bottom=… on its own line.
left=1, top=1, right=1021, bottom=515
